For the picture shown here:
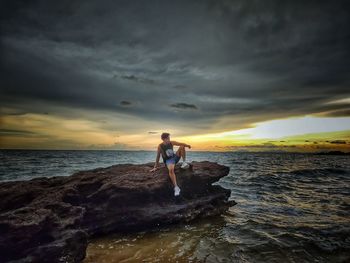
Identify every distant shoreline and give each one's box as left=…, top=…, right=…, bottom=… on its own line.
left=314, top=151, right=350, bottom=155
left=0, top=149, right=349, bottom=154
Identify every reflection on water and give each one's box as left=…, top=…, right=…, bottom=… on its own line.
left=84, top=216, right=227, bottom=263
left=1, top=150, right=350, bottom=262
left=85, top=211, right=350, bottom=263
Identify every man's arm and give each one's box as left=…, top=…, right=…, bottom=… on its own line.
left=150, top=145, right=161, bottom=172
left=170, top=140, right=191, bottom=148
left=154, top=145, right=161, bottom=168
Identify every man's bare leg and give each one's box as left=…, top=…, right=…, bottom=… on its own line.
left=167, top=163, right=181, bottom=196
left=167, top=164, right=177, bottom=187
left=176, top=145, right=186, bottom=162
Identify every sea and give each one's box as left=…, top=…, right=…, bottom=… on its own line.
left=0, top=150, right=349, bottom=263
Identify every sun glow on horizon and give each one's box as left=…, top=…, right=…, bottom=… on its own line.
left=177, top=115, right=350, bottom=152
left=1, top=112, right=349, bottom=152
left=201, top=115, right=350, bottom=140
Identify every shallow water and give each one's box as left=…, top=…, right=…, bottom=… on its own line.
left=1, top=150, right=349, bottom=262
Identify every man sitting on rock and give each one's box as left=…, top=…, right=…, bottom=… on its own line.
left=149, top=132, right=191, bottom=196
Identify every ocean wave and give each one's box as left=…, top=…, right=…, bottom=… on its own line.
left=2, top=150, right=350, bottom=262
left=289, top=168, right=349, bottom=176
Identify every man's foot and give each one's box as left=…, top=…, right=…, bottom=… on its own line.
left=181, top=161, right=190, bottom=169
left=174, top=185, right=181, bottom=196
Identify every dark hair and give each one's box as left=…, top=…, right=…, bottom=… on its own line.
left=161, top=132, right=170, bottom=140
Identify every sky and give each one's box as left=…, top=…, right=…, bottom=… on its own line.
left=1, top=0, right=350, bottom=152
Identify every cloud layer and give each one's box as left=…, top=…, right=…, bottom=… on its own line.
left=1, top=0, right=350, bottom=139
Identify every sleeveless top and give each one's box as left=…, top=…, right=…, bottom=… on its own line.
left=160, top=142, right=175, bottom=163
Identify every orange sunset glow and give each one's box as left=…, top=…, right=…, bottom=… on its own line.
left=1, top=109, right=349, bottom=152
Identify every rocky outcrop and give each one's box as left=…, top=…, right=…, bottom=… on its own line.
left=0, top=161, right=235, bottom=263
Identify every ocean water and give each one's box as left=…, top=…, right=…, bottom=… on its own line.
left=1, top=150, right=349, bottom=262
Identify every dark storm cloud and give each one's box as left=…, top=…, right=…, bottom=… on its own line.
left=120, top=100, right=132, bottom=106
left=329, top=140, right=347, bottom=144
left=170, top=103, right=198, bottom=110
left=1, top=0, right=350, bottom=134
left=317, top=108, right=350, bottom=117
left=117, top=74, right=156, bottom=85
left=0, top=129, right=37, bottom=136
left=173, top=85, right=188, bottom=90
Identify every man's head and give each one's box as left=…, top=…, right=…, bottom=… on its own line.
left=161, top=132, right=170, bottom=143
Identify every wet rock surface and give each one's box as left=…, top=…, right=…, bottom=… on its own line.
left=0, top=161, right=235, bottom=262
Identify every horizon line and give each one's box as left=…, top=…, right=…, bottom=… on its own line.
left=1, top=148, right=349, bottom=154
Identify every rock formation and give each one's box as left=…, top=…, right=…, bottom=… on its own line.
left=0, top=161, right=235, bottom=263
